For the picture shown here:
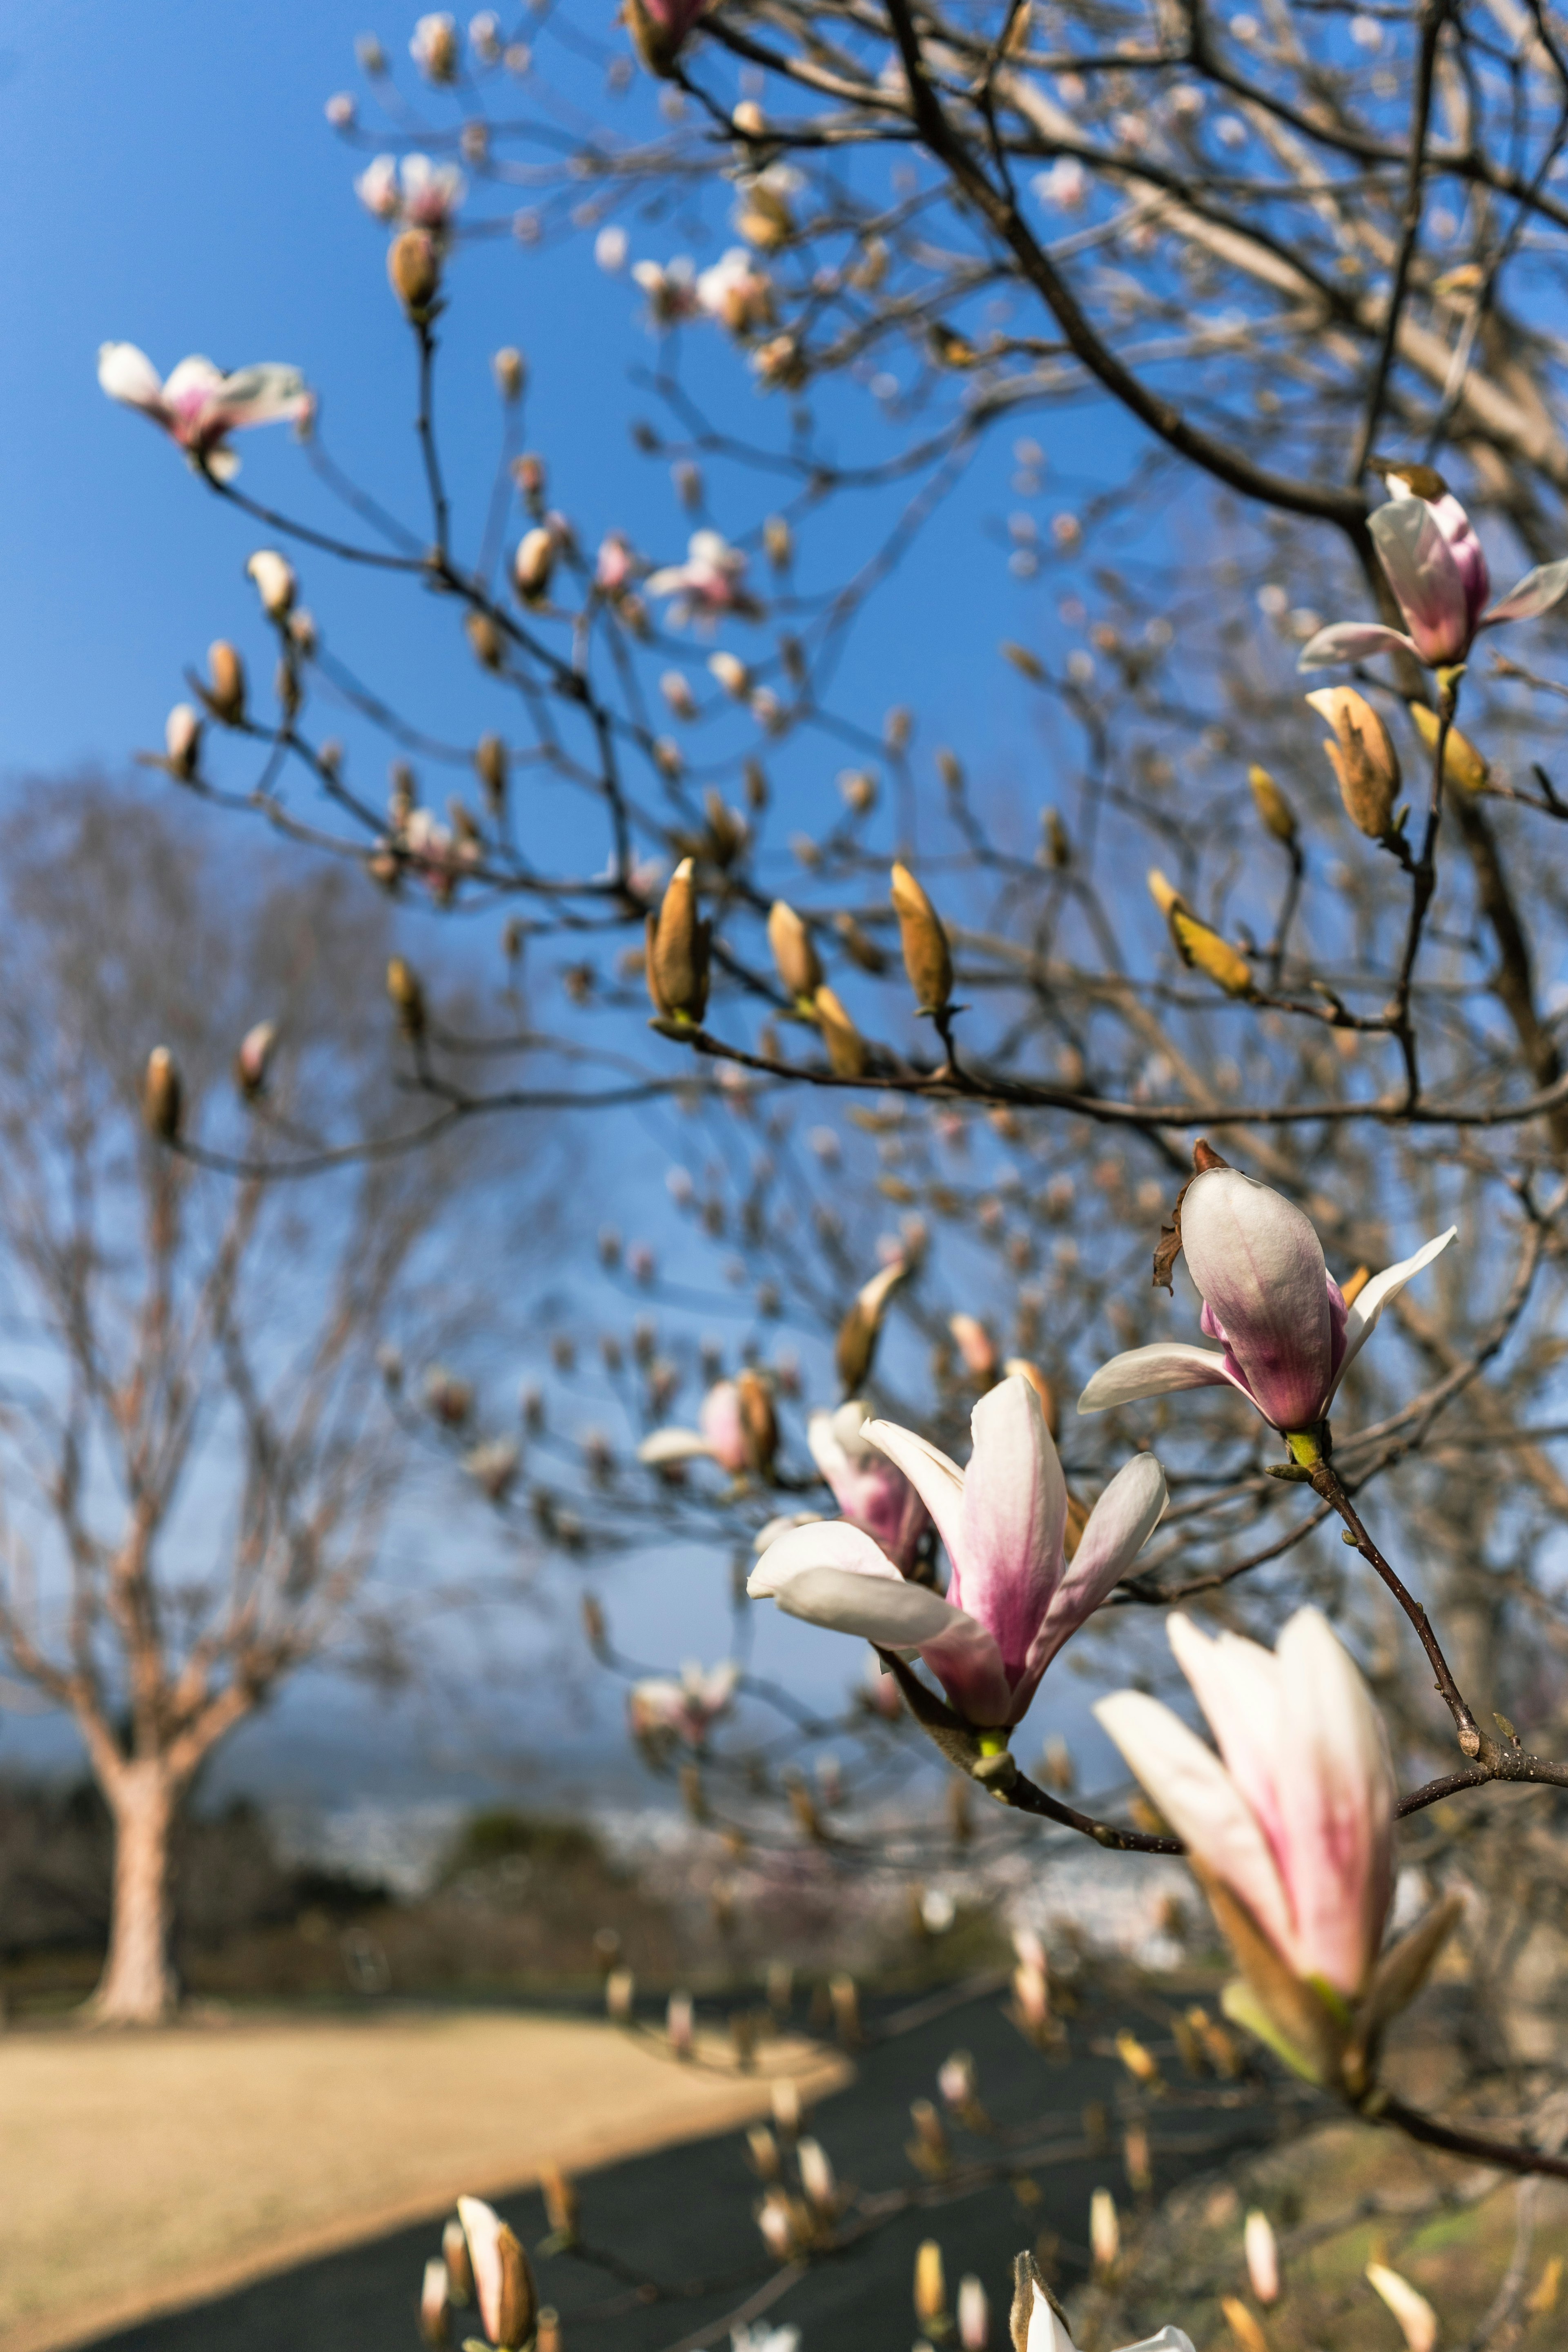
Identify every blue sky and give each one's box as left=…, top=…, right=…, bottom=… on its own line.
left=0, top=1, right=1175, bottom=1810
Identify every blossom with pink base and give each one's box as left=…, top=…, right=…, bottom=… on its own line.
left=628, top=1659, right=739, bottom=1745
left=749, top=1374, right=1167, bottom=1730
left=98, top=345, right=308, bottom=481
left=646, top=531, right=758, bottom=624
left=1078, top=1162, right=1454, bottom=1436
left=1300, top=470, right=1568, bottom=671
left=625, top=0, right=713, bottom=76
left=808, top=1400, right=929, bottom=1574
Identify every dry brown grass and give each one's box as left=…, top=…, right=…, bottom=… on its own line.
left=0, top=2007, right=848, bottom=2352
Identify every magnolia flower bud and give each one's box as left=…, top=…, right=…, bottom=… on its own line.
left=1244, top=2209, right=1279, bottom=2305
left=204, top=641, right=246, bottom=726
left=771, top=2075, right=801, bottom=2134
left=732, top=98, right=765, bottom=135
left=465, top=611, right=503, bottom=670
left=247, top=550, right=296, bottom=620
left=949, top=1313, right=996, bottom=1378
left=796, top=2136, right=836, bottom=2212
left=441, top=2218, right=472, bottom=2302
left=763, top=514, right=793, bottom=569
left=834, top=1258, right=905, bottom=1393
left=1247, top=763, right=1296, bottom=843
left=389, top=229, right=443, bottom=318
left=473, top=733, right=508, bottom=817
left=736, top=1366, right=779, bottom=1474
left=413, top=11, right=460, bottom=81
left=767, top=901, right=822, bottom=1002
left=539, top=2161, right=579, bottom=2242
left=420, top=2259, right=450, bottom=2345
left=708, top=650, right=750, bottom=699
left=1366, top=2263, right=1437, bottom=2352
left=513, top=526, right=557, bottom=606
left=1147, top=870, right=1254, bottom=998
left=646, top=858, right=710, bottom=1025
left=957, top=2275, right=989, bottom=2350
left=913, top=2240, right=947, bottom=2327
left=386, top=956, right=426, bottom=1038
left=143, top=1047, right=182, bottom=1142
left=1408, top=699, right=1489, bottom=791
left=1306, top=686, right=1401, bottom=840
left=456, top=2197, right=535, bottom=2351
left=165, top=703, right=202, bottom=780
left=890, top=862, right=953, bottom=1013
left=814, top=985, right=866, bottom=1077
left=235, top=1019, right=277, bottom=1100
left=747, top=2123, right=780, bottom=2180
left=492, top=346, right=526, bottom=401
left=1089, top=2187, right=1120, bottom=2274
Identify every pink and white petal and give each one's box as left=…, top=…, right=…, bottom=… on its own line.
left=746, top=1515, right=905, bottom=1598
left=1031, top=1453, right=1168, bottom=1668
left=97, top=341, right=167, bottom=416
left=1296, top=621, right=1417, bottom=670
left=1181, top=1170, right=1333, bottom=1430
left=214, top=362, right=309, bottom=428
left=1094, top=1691, right=1295, bottom=1961
left=1076, top=1343, right=1250, bottom=1414
left=1167, top=1614, right=1292, bottom=1886
left=1322, top=1225, right=1456, bottom=1408
left=1021, top=2274, right=1078, bottom=2352
left=456, top=2198, right=508, bottom=2346
left=766, top=1563, right=973, bottom=1649
left=862, top=1416, right=968, bottom=1570
left=1119, top=2335, right=1198, bottom=2352
left=918, top=1613, right=1016, bottom=1726
left=955, top=1374, right=1067, bottom=1659
left=636, top=1426, right=713, bottom=1464
left=1368, top=496, right=1470, bottom=661
left=1480, top=557, right=1568, bottom=626
left=1274, top=1608, right=1395, bottom=1995
left=160, top=354, right=227, bottom=405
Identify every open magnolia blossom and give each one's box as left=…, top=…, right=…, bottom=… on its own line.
left=749, top=1374, right=1167, bottom=1731
left=1097, top=1610, right=1458, bottom=2092
left=697, top=248, right=775, bottom=335
left=628, top=1659, right=739, bottom=1745
left=1299, top=470, right=1568, bottom=671
left=633, top=256, right=701, bottom=328
left=1013, top=2265, right=1193, bottom=2352
left=645, top=530, right=757, bottom=621
left=638, top=1375, right=775, bottom=1477
left=1078, top=1159, right=1455, bottom=1439
left=356, top=152, right=466, bottom=232
left=98, top=345, right=309, bottom=479
left=808, top=1399, right=929, bottom=1575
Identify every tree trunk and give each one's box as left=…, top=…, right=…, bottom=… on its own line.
left=92, top=1759, right=180, bottom=2024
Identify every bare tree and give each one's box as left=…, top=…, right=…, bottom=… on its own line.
left=0, top=784, right=473, bottom=2021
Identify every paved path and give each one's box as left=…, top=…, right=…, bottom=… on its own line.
left=65, top=1982, right=1278, bottom=2352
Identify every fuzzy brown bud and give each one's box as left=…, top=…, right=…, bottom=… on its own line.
left=388, top=228, right=442, bottom=318
left=492, top=346, right=526, bottom=402
left=1306, top=686, right=1400, bottom=840
left=1408, top=700, right=1489, bottom=793
left=890, top=861, right=953, bottom=1014
left=474, top=733, right=508, bottom=817
left=205, top=640, right=246, bottom=725
left=1247, top=764, right=1296, bottom=844
left=143, top=1046, right=182, bottom=1143
left=766, top=901, right=822, bottom=1002
left=736, top=1367, right=779, bottom=1475
left=813, top=985, right=866, bottom=1077
left=646, top=858, right=710, bottom=1024
left=1147, top=870, right=1254, bottom=998
left=386, top=956, right=426, bottom=1038
left=513, top=526, right=556, bottom=606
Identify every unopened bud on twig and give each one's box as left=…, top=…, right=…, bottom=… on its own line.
left=949, top=1313, right=996, bottom=1379
left=420, top=2258, right=451, bottom=2345
left=1408, top=699, right=1488, bottom=793
left=204, top=641, right=247, bottom=726
left=1147, top=870, right=1254, bottom=998
left=164, top=703, right=202, bottom=780
left=797, top=2136, right=837, bottom=2214
left=456, top=2196, right=536, bottom=2352
left=1366, top=2264, right=1437, bottom=2352
left=835, top=1258, right=905, bottom=1393
left=246, top=549, right=296, bottom=620
left=1247, top=764, right=1296, bottom=844
left=442, top=2216, right=473, bottom=2302
left=813, top=985, right=866, bottom=1077
left=646, top=858, right=711, bottom=1025
left=539, top=2161, right=579, bottom=2241
left=386, top=957, right=426, bottom=1039
left=143, top=1047, right=182, bottom=1143
left=389, top=228, right=443, bottom=318
left=492, top=346, right=526, bottom=401
left=956, top=2274, right=989, bottom=2351
left=513, top=526, right=557, bottom=606
left=466, top=612, right=503, bottom=670
left=913, top=2241, right=948, bottom=2328
left=1306, top=686, right=1400, bottom=840
left=1089, top=2187, right=1120, bottom=2274
left=1245, top=2209, right=1279, bottom=2306
left=474, top=733, right=508, bottom=817
left=235, top=1020, right=277, bottom=1101
left=890, top=862, right=953, bottom=1014
left=767, top=901, right=821, bottom=1002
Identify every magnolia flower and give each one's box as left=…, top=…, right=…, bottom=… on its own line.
left=596, top=531, right=637, bottom=595
left=1079, top=1158, right=1454, bottom=1437
left=1035, top=156, right=1088, bottom=209
left=455, top=2197, right=535, bottom=2350
left=1094, top=1609, right=1452, bottom=2087
left=808, top=1400, right=929, bottom=1573
left=246, top=549, right=297, bottom=619
left=638, top=1375, right=773, bottom=1474
left=1300, top=470, right=1568, bottom=671
left=1244, top=2210, right=1280, bottom=2306
left=625, top=0, right=713, bottom=75
left=164, top=703, right=202, bottom=779
left=595, top=224, right=629, bottom=272
left=411, top=12, right=459, bottom=80
left=628, top=1659, right=739, bottom=1744
left=749, top=1374, right=1167, bottom=1730
left=1012, top=2266, right=1193, bottom=2352
left=632, top=256, right=701, bottom=328
left=355, top=155, right=401, bottom=220
left=98, top=345, right=307, bottom=480
left=697, top=247, right=775, bottom=334
left=401, top=154, right=468, bottom=232
left=419, top=2257, right=450, bottom=2347
left=646, top=530, right=756, bottom=621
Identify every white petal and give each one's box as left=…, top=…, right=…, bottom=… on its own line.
left=97, top=341, right=166, bottom=414
left=1323, top=1225, right=1456, bottom=1408
left=1025, top=2279, right=1077, bottom=2352
left=1296, top=621, right=1418, bottom=669
left=1480, top=557, right=1568, bottom=626
left=1094, top=1690, right=1294, bottom=1960
left=214, top=362, right=309, bottom=428
left=636, top=1426, right=712, bottom=1464
left=958, top=1373, right=1067, bottom=1630
left=766, top=1563, right=973, bottom=1648
left=747, top=1516, right=904, bottom=1597
left=862, top=1416, right=968, bottom=1569
left=160, top=354, right=225, bottom=405
left=1077, top=1343, right=1250, bottom=1414
left=1118, top=2335, right=1198, bottom=2352
left=1035, top=1453, right=1167, bottom=1663
left=1182, top=1169, right=1333, bottom=1430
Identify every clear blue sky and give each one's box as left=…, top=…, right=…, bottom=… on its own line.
left=0, top=1, right=1169, bottom=1809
